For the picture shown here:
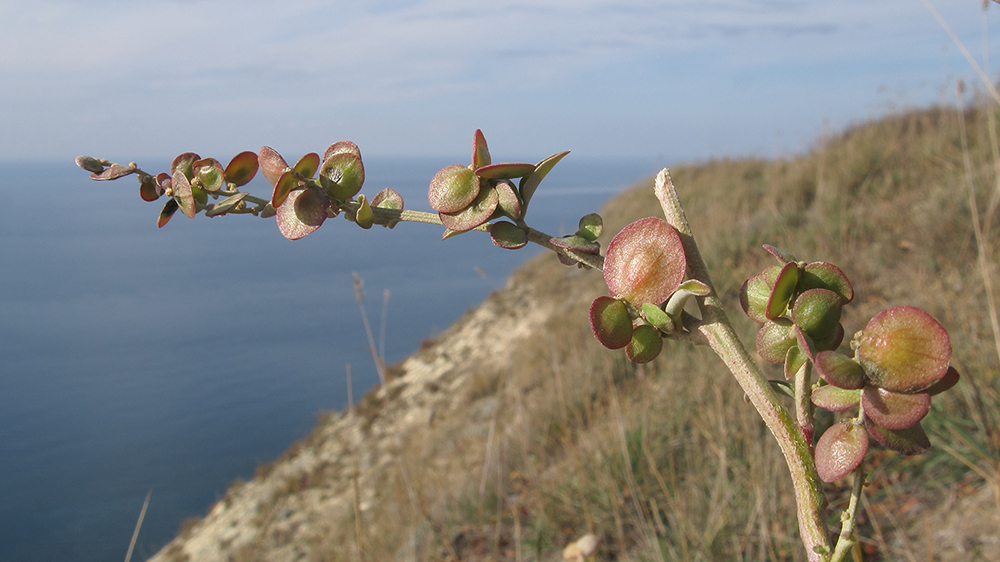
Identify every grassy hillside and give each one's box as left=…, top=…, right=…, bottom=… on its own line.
left=165, top=101, right=1000, bottom=562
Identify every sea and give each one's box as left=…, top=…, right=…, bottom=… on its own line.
left=0, top=155, right=660, bottom=561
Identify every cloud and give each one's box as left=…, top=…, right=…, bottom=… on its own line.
left=0, top=0, right=996, bottom=159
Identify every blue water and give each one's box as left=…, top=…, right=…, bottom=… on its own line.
left=0, top=155, right=659, bottom=561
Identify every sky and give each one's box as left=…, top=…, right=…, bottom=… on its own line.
left=2, top=0, right=1000, bottom=165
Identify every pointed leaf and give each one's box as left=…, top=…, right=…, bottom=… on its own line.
left=205, top=192, right=248, bottom=217
left=157, top=197, right=179, bottom=228
left=224, top=151, right=259, bottom=187
left=472, top=129, right=490, bottom=169
left=90, top=162, right=137, bottom=181
left=784, top=343, right=809, bottom=381
left=475, top=162, right=535, bottom=179
left=519, top=150, right=569, bottom=212
left=766, top=261, right=799, bottom=320
left=354, top=194, right=374, bottom=229
left=763, top=244, right=797, bottom=264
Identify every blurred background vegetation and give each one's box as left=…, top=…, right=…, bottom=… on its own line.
left=202, top=96, right=1000, bottom=562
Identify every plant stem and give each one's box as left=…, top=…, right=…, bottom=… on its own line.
left=829, top=469, right=866, bottom=562
left=653, top=169, right=831, bottom=560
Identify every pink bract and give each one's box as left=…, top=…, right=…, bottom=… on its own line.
left=602, top=217, right=686, bottom=305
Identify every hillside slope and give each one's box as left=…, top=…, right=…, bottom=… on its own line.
left=151, top=104, right=1000, bottom=562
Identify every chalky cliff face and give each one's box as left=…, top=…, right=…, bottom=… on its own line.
left=148, top=254, right=603, bottom=562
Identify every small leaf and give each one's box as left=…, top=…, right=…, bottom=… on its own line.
left=814, top=350, right=866, bottom=389
left=439, top=185, right=498, bottom=232
left=428, top=164, right=479, bottom=213
left=157, top=197, right=179, bottom=228
left=862, top=387, right=930, bottom=430
left=271, top=170, right=298, bottom=209
left=319, top=151, right=366, bottom=201
left=766, top=261, right=799, bottom=320
left=370, top=188, right=403, bottom=210
left=170, top=153, right=200, bottom=180
left=472, top=129, right=491, bottom=169
left=323, top=140, right=362, bottom=161
left=519, top=150, right=570, bottom=212
left=75, top=155, right=105, bottom=174
left=258, top=146, right=289, bottom=186
left=494, top=180, right=523, bottom=220
left=490, top=221, right=528, bottom=249
left=784, top=343, right=809, bottom=381
left=856, top=306, right=952, bottom=393
left=640, top=302, right=672, bottom=332
left=800, top=261, right=854, bottom=304
left=755, top=319, right=796, bottom=364
left=763, top=244, right=797, bottom=264
left=603, top=217, right=687, bottom=306
left=354, top=194, right=374, bottom=229
left=90, top=162, right=137, bottom=181
left=864, top=418, right=931, bottom=455
left=293, top=152, right=320, bottom=179
left=192, top=158, right=225, bottom=192
left=811, top=385, right=861, bottom=412
left=172, top=169, right=196, bottom=219
left=815, top=421, right=868, bottom=482
left=550, top=234, right=600, bottom=254
left=577, top=213, right=603, bottom=242
left=626, top=324, right=663, bottom=364
left=139, top=175, right=163, bottom=202
left=205, top=192, right=248, bottom=217
left=927, top=366, right=960, bottom=396
left=276, top=187, right=329, bottom=240
left=740, top=266, right=780, bottom=323
left=590, top=296, right=633, bottom=349
left=475, top=162, right=535, bottom=179
left=224, top=151, right=259, bottom=187
left=790, top=288, right=843, bottom=342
